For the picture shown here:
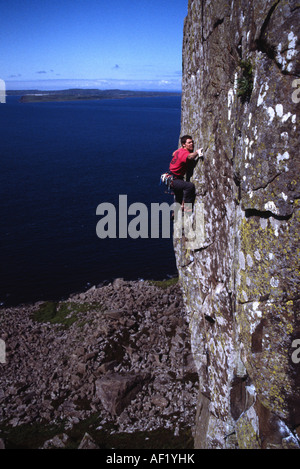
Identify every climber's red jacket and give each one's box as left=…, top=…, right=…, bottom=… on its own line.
left=169, top=148, right=190, bottom=177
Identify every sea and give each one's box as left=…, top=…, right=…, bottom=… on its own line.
left=0, top=95, right=181, bottom=306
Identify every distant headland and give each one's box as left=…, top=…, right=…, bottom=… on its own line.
left=7, top=89, right=181, bottom=103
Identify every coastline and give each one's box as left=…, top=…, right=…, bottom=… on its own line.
left=0, top=273, right=179, bottom=309
left=6, top=89, right=181, bottom=103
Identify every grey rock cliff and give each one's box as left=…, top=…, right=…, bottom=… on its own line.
left=177, top=0, right=300, bottom=449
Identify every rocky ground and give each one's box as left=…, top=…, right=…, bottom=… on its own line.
left=0, top=278, right=199, bottom=449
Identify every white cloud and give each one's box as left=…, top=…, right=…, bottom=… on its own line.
left=6, top=77, right=182, bottom=91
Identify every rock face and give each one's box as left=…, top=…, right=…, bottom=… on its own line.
left=177, top=0, right=300, bottom=449
left=95, top=372, right=150, bottom=416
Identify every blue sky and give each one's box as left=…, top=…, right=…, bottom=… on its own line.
left=2, top=0, right=188, bottom=91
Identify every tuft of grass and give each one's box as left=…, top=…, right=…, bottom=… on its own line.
left=149, top=277, right=178, bottom=289
left=0, top=421, right=66, bottom=449
left=237, top=59, right=253, bottom=103
left=32, top=301, right=102, bottom=327
left=1, top=416, right=194, bottom=449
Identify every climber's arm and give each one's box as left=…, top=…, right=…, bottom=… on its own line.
left=187, top=148, right=203, bottom=160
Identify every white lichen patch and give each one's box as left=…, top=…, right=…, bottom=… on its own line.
left=248, top=112, right=252, bottom=128
left=275, top=104, right=283, bottom=118
left=267, top=106, right=275, bottom=123
left=254, top=250, right=261, bottom=261
left=287, top=32, right=297, bottom=58
left=244, top=137, right=255, bottom=161
left=246, top=405, right=259, bottom=435
left=246, top=384, right=256, bottom=398
left=282, top=112, right=292, bottom=123
left=249, top=301, right=263, bottom=334
left=257, top=83, right=269, bottom=107
left=239, top=251, right=246, bottom=270
left=234, top=72, right=238, bottom=93
left=277, top=151, right=289, bottom=165
left=264, top=201, right=279, bottom=215
left=269, top=217, right=281, bottom=237
left=276, top=31, right=298, bottom=72
left=246, top=254, right=253, bottom=267
left=260, top=218, right=268, bottom=230
left=228, top=88, right=234, bottom=120
left=270, top=277, right=279, bottom=288
left=242, top=290, right=248, bottom=302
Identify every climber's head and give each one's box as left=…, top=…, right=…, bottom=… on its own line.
left=181, top=135, right=194, bottom=152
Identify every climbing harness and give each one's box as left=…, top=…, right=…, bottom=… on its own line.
left=159, top=172, right=174, bottom=194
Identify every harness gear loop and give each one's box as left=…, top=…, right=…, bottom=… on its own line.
left=159, top=172, right=174, bottom=194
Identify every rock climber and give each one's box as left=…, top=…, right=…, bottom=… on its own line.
left=169, top=135, right=203, bottom=211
